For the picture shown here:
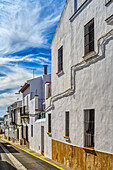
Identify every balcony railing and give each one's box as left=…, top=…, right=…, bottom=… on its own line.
left=38, top=99, right=45, bottom=111
left=36, top=112, right=46, bottom=120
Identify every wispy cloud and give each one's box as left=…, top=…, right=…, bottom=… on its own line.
left=0, top=0, right=65, bottom=55
left=0, top=0, right=66, bottom=116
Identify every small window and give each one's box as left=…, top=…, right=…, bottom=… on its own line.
left=58, top=46, right=63, bottom=72
left=84, top=109, right=95, bottom=148
left=84, top=19, right=94, bottom=55
left=46, top=83, right=51, bottom=99
left=30, top=92, right=34, bottom=100
left=65, top=112, right=69, bottom=137
left=48, top=114, right=51, bottom=133
left=31, top=125, right=33, bottom=137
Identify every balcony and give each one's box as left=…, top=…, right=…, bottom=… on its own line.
left=35, top=112, right=46, bottom=121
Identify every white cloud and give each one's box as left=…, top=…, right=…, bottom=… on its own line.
left=0, top=0, right=66, bottom=116
left=0, top=0, right=65, bottom=55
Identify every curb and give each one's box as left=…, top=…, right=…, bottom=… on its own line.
left=1, top=138, right=65, bottom=170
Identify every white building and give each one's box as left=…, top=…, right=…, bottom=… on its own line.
left=4, top=101, right=22, bottom=143
left=45, top=0, right=113, bottom=169
left=4, top=114, right=9, bottom=139
left=19, top=66, right=51, bottom=150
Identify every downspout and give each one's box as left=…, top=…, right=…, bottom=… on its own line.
left=46, top=29, right=113, bottom=111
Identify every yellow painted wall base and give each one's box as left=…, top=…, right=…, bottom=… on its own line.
left=52, top=139, right=113, bottom=169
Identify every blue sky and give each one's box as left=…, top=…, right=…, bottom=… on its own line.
left=0, top=0, right=66, bottom=116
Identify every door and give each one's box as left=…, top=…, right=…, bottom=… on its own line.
left=26, top=126, right=28, bottom=141
left=17, top=128, right=19, bottom=140
left=41, top=126, right=44, bottom=155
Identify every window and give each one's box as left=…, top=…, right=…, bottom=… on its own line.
left=30, top=92, right=34, bottom=100
left=48, top=114, right=51, bottom=133
left=84, top=109, right=95, bottom=148
left=58, top=46, right=63, bottom=72
left=84, top=19, right=94, bottom=55
left=65, top=112, right=69, bottom=137
left=31, top=125, right=33, bottom=137
left=46, top=83, right=51, bottom=99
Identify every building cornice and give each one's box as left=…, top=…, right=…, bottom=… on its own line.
left=19, top=83, right=30, bottom=93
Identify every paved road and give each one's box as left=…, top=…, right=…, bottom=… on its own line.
left=0, top=139, right=59, bottom=170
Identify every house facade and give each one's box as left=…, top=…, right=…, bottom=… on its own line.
left=4, top=101, right=22, bottom=143
left=19, top=66, right=51, bottom=150
left=45, top=0, right=113, bottom=169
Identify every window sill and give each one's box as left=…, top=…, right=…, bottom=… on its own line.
left=47, top=132, right=52, bottom=136
left=83, top=147, right=94, bottom=151
left=82, top=51, right=96, bottom=60
left=64, top=136, right=69, bottom=139
left=56, top=70, right=64, bottom=76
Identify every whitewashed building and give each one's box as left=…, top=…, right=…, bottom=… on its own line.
left=45, top=0, right=113, bottom=169
left=4, top=101, right=22, bottom=143
left=19, top=66, right=51, bottom=150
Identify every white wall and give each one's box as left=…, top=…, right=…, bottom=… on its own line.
left=50, top=0, right=113, bottom=155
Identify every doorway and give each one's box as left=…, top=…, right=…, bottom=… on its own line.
left=41, top=126, right=44, bottom=155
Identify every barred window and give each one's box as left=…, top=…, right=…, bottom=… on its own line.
left=58, top=46, right=63, bottom=72
left=48, top=114, right=51, bottom=133
left=84, top=109, right=95, bottom=148
left=65, top=112, right=69, bottom=137
left=84, top=19, right=94, bottom=55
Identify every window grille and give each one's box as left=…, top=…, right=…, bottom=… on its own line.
left=48, top=114, right=51, bottom=133
left=58, top=46, right=63, bottom=72
left=84, top=19, right=94, bottom=55
left=84, top=109, right=95, bottom=148
left=65, top=112, right=69, bottom=137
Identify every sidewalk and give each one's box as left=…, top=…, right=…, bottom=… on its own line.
left=1, top=136, right=73, bottom=170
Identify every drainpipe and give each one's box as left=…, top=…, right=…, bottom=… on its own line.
left=45, top=29, right=113, bottom=111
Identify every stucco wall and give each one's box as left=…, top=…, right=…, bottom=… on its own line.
left=50, top=0, right=113, bottom=156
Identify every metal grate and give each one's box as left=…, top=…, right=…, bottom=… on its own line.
left=84, top=109, right=95, bottom=147
left=84, top=19, right=94, bottom=55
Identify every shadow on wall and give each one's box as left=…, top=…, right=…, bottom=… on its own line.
left=52, top=36, right=113, bottom=106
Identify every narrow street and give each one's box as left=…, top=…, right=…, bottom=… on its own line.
left=0, top=139, right=60, bottom=170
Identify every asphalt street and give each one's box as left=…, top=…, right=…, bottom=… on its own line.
left=0, top=139, right=60, bottom=170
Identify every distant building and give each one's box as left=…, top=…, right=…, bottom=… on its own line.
left=19, top=65, right=51, bottom=150
left=4, top=101, right=22, bottom=143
